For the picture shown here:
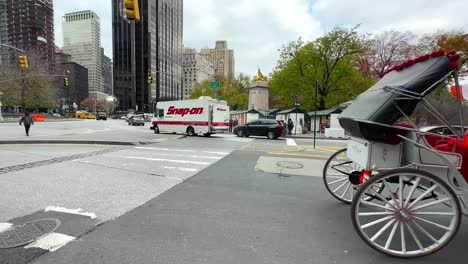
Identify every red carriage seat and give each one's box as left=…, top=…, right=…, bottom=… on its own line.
left=435, top=130, right=468, bottom=181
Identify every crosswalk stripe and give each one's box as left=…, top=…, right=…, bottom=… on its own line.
left=24, top=232, right=75, bottom=252
left=45, top=206, right=97, bottom=219
left=286, top=138, right=297, bottom=146
left=164, top=166, right=198, bottom=172
left=134, top=147, right=229, bottom=155
left=132, top=152, right=221, bottom=160
left=0, top=223, right=12, bottom=232
left=123, top=156, right=211, bottom=165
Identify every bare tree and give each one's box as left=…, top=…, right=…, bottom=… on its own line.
left=358, top=30, right=416, bottom=79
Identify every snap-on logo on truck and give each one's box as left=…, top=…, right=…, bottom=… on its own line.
left=167, top=106, right=204, bottom=117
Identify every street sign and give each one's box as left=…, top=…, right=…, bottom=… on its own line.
left=211, top=81, right=220, bottom=89
left=294, top=95, right=301, bottom=106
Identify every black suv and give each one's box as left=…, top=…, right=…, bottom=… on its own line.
left=234, top=119, right=285, bottom=139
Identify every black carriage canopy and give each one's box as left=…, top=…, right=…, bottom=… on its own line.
left=339, top=50, right=461, bottom=143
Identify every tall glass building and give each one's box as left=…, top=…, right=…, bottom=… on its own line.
left=0, top=0, right=54, bottom=73
left=112, top=0, right=183, bottom=112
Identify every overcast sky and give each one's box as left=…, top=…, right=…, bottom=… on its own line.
left=54, top=0, right=468, bottom=76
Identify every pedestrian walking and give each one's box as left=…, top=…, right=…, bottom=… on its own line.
left=229, top=119, right=233, bottom=133
left=19, top=112, right=34, bottom=136
left=288, top=118, right=294, bottom=136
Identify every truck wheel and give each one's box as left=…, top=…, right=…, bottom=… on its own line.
left=153, top=126, right=159, bottom=134
left=187, top=127, right=195, bottom=136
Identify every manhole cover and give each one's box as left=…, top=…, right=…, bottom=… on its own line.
left=276, top=161, right=304, bottom=169
left=0, top=219, right=61, bottom=249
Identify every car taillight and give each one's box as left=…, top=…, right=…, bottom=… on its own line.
left=279, top=125, right=285, bottom=131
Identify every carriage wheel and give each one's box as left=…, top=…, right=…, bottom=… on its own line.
left=351, top=168, right=461, bottom=258
left=323, top=148, right=383, bottom=204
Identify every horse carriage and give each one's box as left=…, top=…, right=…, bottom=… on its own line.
left=322, top=50, right=467, bottom=258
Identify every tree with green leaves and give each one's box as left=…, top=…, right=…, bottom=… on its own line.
left=190, top=74, right=250, bottom=110
left=270, top=26, right=373, bottom=111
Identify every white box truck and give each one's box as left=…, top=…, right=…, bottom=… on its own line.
left=151, top=97, right=230, bottom=136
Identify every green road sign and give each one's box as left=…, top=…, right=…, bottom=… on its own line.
left=211, top=81, right=220, bottom=89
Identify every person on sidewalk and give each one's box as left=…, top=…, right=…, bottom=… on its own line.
left=19, top=112, right=34, bottom=136
left=229, top=119, right=233, bottom=133
left=288, top=118, right=294, bottom=136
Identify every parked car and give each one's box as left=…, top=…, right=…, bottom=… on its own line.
left=277, top=120, right=288, bottom=137
left=234, top=119, right=284, bottom=139
left=96, top=112, right=107, bottom=120
left=128, top=115, right=145, bottom=126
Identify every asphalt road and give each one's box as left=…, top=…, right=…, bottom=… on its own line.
left=0, top=119, right=179, bottom=143
left=1, top=122, right=465, bottom=263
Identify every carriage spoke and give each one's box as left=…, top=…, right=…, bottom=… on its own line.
left=382, top=180, right=400, bottom=207
left=413, top=212, right=455, bottom=216
left=404, top=177, right=421, bottom=207
left=369, top=188, right=399, bottom=211
left=385, top=221, right=399, bottom=250
left=361, top=215, right=395, bottom=229
left=358, top=212, right=394, bottom=216
left=411, top=220, right=439, bottom=244
left=412, top=198, right=451, bottom=211
left=413, top=216, right=451, bottom=231
left=328, top=177, right=348, bottom=185
left=371, top=218, right=397, bottom=242
left=361, top=200, right=395, bottom=211
left=406, top=222, right=424, bottom=250
left=340, top=182, right=351, bottom=199
left=401, top=223, right=406, bottom=253
left=399, top=176, right=404, bottom=207
left=333, top=180, right=349, bottom=193
left=408, top=185, right=438, bottom=209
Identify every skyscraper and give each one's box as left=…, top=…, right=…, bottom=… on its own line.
left=112, top=0, right=183, bottom=112
left=183, top=48, right=214, bottom=98
left=63, top=11, right=103, bottom=99
left=201, top=41, right=235, bottom=80
left=101, top=48, right=113, bottom=95
left=0, top=0, right=54, bottom=73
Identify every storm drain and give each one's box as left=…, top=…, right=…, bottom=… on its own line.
left=0, top=147, right=126, bottom=175
left=0, top=219, right=61, bottom=249
left=276, top=161, right=304, bottom=169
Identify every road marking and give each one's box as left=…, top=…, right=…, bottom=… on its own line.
left=286, top=138, right=297, bottom=146
left=123, top=156, right=211, bottom=165
left=269, top=152, right=332, bottom=159
left=24, top=232, right=75, bottom=252
left=45, top=206, right=97, bottom=219
left=316, top=146, right=341, bottom=153
left=0, top=223, right=13, bottom=232
left=151, top=138, right=169, bottom=142
left=302, top=145, right=342, bottom=151
left=132, top=152, right=221, bottom=160
left=164, top=166, right=198, bottom=172
left=134, top=147, right=229, bottom=155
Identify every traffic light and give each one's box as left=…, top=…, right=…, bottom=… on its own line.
left=18, top=55, right=29, bottom=69
left=64, top=77, right=69, bottom=87
left=147, top=72, right=153, bottom=84
left=124, top=0, right=140, bottom=22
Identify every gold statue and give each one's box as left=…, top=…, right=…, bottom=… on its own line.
left=253, top=68, right=266, bottom=82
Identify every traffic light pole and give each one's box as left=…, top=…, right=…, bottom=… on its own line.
left=21, top=69, right=25, bottom=113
